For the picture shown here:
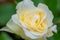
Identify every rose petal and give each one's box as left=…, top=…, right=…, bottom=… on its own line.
left=38, top=3, right=54, bottom=27
left=38, top=3, right=48, bottom=10
left=7, top=19, right=21, bottom=35
left=46, top=29, right=53, bottom=37
left=51, top=25, right=57, bottom=33
left=6, top=19, right=31, bottom=39
left=12, top=14, right=20, bottom=26
left=12, top=14, right=28, bottom=28
left=16, top=0, right=35, bottom=12
left=0, top=27, right=13, bottom=33
left=23, top=28, right=40, bottom=39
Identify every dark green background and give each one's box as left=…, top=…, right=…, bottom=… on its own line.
left=0, top=0, right=60, bottom=40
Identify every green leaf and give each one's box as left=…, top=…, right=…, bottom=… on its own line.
left=0, top=3, right=16, bottom=26
left=55, top=0, right=60, bottom=18
left=32, top=0, right=43, bottom=6
left=57, top=0, right=60, bottom=11
left=16, top=0, right=22, bottom=2
left=47, top=37, right=54, bottom=40
left=53, top=17, right=60, bottom=24
left=16, top=0, right=43, bottom=6
left=0, top=32, right=13, bottom=40
left=43, top=0, right=57, bottom=17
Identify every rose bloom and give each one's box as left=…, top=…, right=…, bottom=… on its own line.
left=3, top=0, right=57, bottom=40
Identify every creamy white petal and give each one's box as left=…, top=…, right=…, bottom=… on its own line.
left=6, top=19, right=21, bottom=35
left=46, top=10, right=53, bottom=27
left=51, top=25, right=57, bottom=33
left=6, top=19, right=30, bottom=39
left=12, top=14, right=20, bottom=26
left=0, top=27, right=13, bottom=33
left=46, top=29, right=53, bottom=37
left=16, top=0, right=35, bottom=11
left=38, top=3, right=54, bottom=27
left=23, top=28, right=40, bottom=39
left=29, top=25, right=48, bottom=37
left=12, top=14, right=28, bottom=28
left=38, top=3, right=48, bottom=10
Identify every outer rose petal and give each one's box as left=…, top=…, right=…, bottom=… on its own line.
left=0, top=27, right=13, bottom=33
left=51, top=25, right=57, bottom=33
left=16, top=0, right=35, bottom=14
left=16, top=0, right=34, bottom=9
left=6, top=19, right=31, bottom=40
left=38, top=3, right=54, bottom=27
left=23, top=28, right=40, bottom=39
left=12, top=14, right=28, bottom=28
left=12, top=14, right=20, bottom=26
left=46, top=29, right=53, bottom=37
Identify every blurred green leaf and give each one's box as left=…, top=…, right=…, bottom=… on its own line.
left=55, top=0, right=60, bottom=18
left=47, top=37, right=54, bottom=40
left=0, top=3, right=16, bottom=26
left=16, top=0, right=22, bottom=2
left=16, top=0, right=43, bottom=6
left=53, top=17, right=60, bottom=24
left=0, top=32, right=13, bottom=40
left=57, top=0, right=60, bottom=11
left=43, top=0, right=57, bottom=17
left=32, top=0, right=43, bottom=6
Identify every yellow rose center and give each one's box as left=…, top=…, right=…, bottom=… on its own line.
left=20, top=10, right=47, bottom=34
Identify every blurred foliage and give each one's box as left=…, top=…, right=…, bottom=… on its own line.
left=44, top=0, right=57, bottom=17
left=0, top=3, right=16, bottom=26
left=0, top=32, right=13, bottom=40
left=32, top=0, right=43, bottom=6
left=0, top=0, right=60, bottom=40
left=16, top=0, right=22, bottom=2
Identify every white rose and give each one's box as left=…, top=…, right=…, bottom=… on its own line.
left=1, top=0, right=57, bottom=40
